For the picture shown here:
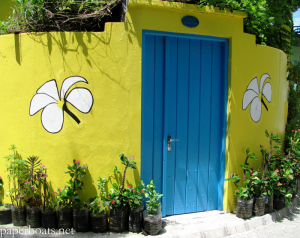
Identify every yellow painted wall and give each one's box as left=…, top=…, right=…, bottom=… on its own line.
left=0, top=0, right=14, bottom=21
left=0, top=28, right=142, bottom=203
left=0, top=0, right=288, bottom=212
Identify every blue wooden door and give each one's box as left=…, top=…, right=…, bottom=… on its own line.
left=141, top=31, right=228, bottom=216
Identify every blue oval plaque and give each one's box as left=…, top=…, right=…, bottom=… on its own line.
left=181, top=16, right=199, bottom=28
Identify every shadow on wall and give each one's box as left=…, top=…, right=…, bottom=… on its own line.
left=22, top=22, right=139, bottom=71
left=14, top=34, right=21, bottom=65
left=0, top=187, right=3, bottom=203
left=105, top=164, right=142, bottom=190
left=133, top=166, right=141, bottom=186
left=10, top=21, right=138, bottom=92
left=225, top=77, right=236, bottom=212
left=80, top=170, right=97, bottom=203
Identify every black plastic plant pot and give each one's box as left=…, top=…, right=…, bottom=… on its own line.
left=91, top=211, right=108, bottom=233
left=143, top=210, right=162, bottom=236
left=292, top=188, right=296, bottom=198
left=253, top=196, right=266, bottom=216
left=41, top=209, right=57, bottom=229
left=129, top=205, right=144, bottom=233
left=12, top=206, right=26, bottom=226
left=297, top=179, right=300, bottom=193
left=73, top=208, right=90, bottom=232
left=274, top=196, right=285, bottom=210
left=109, top=209, right=128, bottom=232
left=58, top=207, right=73, bottom=229
left=236, top=197, right=253, bottom=219
left=265, top=194, right=274, bottom=213
left=0, top=204, right=12, bottom=224
left=26, top=206, right=41, bottom=228
left=125, top=205, right=130, bottom=231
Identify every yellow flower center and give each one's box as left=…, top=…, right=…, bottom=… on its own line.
left=259, top=91, right=263, bottom=100
left=56, top=99, right=64, bottom=109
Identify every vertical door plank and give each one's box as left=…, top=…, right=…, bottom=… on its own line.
left=208, top=41, right=223, bottom=210
left=141, top=34, right=155, bottom=183
left=164, top=36, right=178, bottom=215
left=153, top=36, right=165, bottom=193
left=186, top=39, right=201, bottom=213
left=218, top=42, right=228, bottom=210
left=174, top=37, right=189, bottom=214
left=197, top=40, right=212, bottom=211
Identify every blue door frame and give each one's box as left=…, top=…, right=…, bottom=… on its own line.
left=141, top=30, right=228, bottom=217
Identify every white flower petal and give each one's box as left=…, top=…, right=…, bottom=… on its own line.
left=66, top=88, right=93, bottom=113
left=247, top=77, right=259, bottom=94
left=36, top=80, right=59, bottom=100
left=41, top=103, right=64, bottom=133
left=262, top=82, right=272, bottom=102
left=243, top=90, right=258, bottom=110
left=30, top=94, right=57, bottom=115
left=250, top=97, right=262, bottom=122
left=60, top=76, right=87, bottom=99
left=260, top=73, right=271, bottom=92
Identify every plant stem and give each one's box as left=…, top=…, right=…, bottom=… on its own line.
left=243, top=155, right=250, bottom=182
left=14, top=175, right=17, bottom=206
left=234, top=182, right=239, bottom=188
left=262, top=135, right=274, bottom=181
left=44, top=169, right=47, bottom=209
left=119, top=164, right=128, bottom=196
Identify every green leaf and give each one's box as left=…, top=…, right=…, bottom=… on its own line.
left=112, top=183, right=119, bottom=191
left=78, top=4, right=84, bottom=12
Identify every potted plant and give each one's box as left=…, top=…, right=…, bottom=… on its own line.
left=105, top=153, right=136, bottom=232
left=55, top=159, right=88, bottom=230
left=143, top=180, right=163, bottom=236
left=259, top=130, right=300, bottom=211
left=0, top=177, right=12, bottom=224
left=250, top=134, right=275, bottom=217
left=3, top=145, right=28, bottom=226
left=0, top=204, right=12, bottom=225
left=253, top=131, right=284, bottom=215
left=250, top=169, right=267, bottom=216
left=271, top=152, right=294, bottom=209
left=89, top=177, right=108, bottom=233
left=226, top=148, right=257, bottom=219
left=70, top=160, right=89, bottom=232
left=41, top=180, right=57, bottom=229
left=272, top=167, right=293, bottom=209
left=125, top=184, right=145, bottom=233
left=105, top=182, right=128, bottom=232
left=55, top=187, right=73, bottom=229
left=73, top=203, right=90, bottom=232
left=24, top=156, right=47, bottom=228
left=263, top=170, right=278, bottom=213
left=285, top=129, right=300, bottom=196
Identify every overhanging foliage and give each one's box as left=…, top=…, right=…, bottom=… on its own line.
left=1, top=0, right=300, bottom=54
left=0, top=0, right=123, bottom=33
left=169, top=0, right=299, bottom=55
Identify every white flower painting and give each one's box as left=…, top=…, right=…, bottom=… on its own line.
left=30, top=76, right=94, bottom=133
left=242, top=73, right=272, bottom=122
